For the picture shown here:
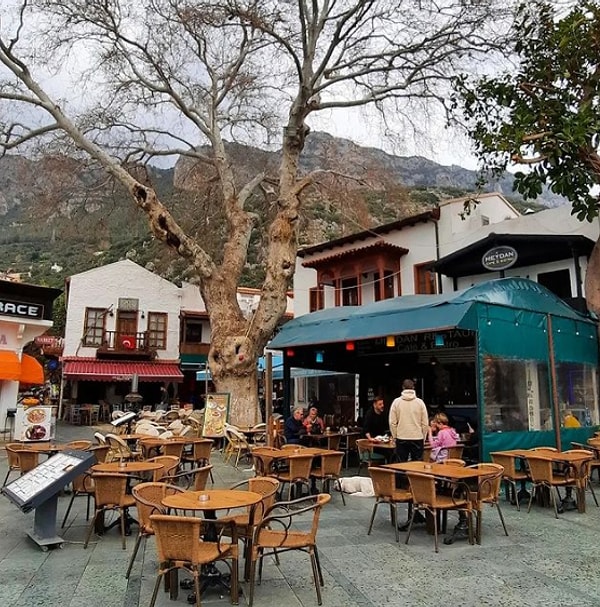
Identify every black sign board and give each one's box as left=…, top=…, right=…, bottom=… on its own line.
left=0, top=297, right=44, bottom=319
left=2, top=450, right=94, bottom=549
left=481, top=246, right=518, bottom=271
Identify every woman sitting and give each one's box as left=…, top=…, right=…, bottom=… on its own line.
left=428, top=413, right=459, bottom=462
left=303, top=406, right=325, bottom=435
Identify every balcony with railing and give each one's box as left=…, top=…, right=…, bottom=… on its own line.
left=93, top=331, right=156, bottom=359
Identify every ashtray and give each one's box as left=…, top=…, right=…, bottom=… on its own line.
left=198, top=493, right=210, bottom=502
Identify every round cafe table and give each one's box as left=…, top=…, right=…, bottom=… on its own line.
left=162, top=489, right=262, bottom=600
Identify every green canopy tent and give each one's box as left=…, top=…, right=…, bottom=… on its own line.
left=270, top=278, right=599, bottom=459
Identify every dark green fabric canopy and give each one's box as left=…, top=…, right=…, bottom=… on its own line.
left=269, top=278, right=596, bottom=366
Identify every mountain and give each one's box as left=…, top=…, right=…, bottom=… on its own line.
left=0, top=132, right=554, bottom=291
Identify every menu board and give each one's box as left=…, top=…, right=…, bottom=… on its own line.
left=202, top=393, right=231, bottom=437
left=2, top=450, right=94, bottom=512
left=14, top=406, right=55, bottom=442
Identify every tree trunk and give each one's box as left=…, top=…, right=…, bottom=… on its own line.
left=584, top=237, right=600, bottom=316
left=212, top=367, right=260, bottom=427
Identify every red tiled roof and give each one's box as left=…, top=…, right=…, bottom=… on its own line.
left=62, top=358, right=183, bottom=382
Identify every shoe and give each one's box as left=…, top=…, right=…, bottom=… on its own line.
left=398, top=513, right=425, bottom=531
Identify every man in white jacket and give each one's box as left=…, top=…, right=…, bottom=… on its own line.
left=389, top=378, right=429, bottom=463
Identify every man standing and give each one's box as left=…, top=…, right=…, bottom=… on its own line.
left=389, top=379, right=429, bottom=462
left=363, top=396, right=389, bottom=440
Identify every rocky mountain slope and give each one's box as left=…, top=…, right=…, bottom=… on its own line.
left=0, top=132, right=553, bottom=291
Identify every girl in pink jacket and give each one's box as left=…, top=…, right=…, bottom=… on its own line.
left=428, top=413, right=459, bottom=462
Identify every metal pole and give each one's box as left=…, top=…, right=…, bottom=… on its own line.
left=547, top=315, right=562, bottom=451
left=265, top=352, right=273, bottom=446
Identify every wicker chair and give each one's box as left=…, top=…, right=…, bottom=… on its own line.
left=442, top=458, right=466, bottom=466
left=525, top=455, right=576, bottom=518
left=489, top=451, right=530, bottom=510
left=145, top=455, right=180, bottom=482
left=272, top=453, right=315, bottom=500
left=247, top=494, right=331, bottom=607
left=405, top=471, right=473, bottom=553
left=561, top=449, right=598, bottom=507
left=160, top=441, right=185, bottom=459
left=250, top=446, right=281, bottom=476
left=105, top=433, right=141, bottom=462
left=65, top=440, right=93, bottom=450
left=93, top=432, right=107, bottom=445
left=3, top=444, right=39, bottom=486
left=165, top=465, right=214, bottom=491
left=467, top=463, right=508, bottom=543
left=367, top=466, right=413, bottom=542
left=126, top=482, right=185, bottom=579
left=310, top=451, right=346, bottom=505
left=148, top=514, right=239, bottom=607
left=356, top=439, right=386, bottom=475
left=83, top=473, right=136, bottom=550
left=224, top=427, right=252, bottom=468
left=220, top=477, right=280, bottom=580
left=61, top=472, right=95, bottom=528
left=572, top=442, right=600, bottom=483
left=182, top=438, right=213, bottom=468
left=89, top=444, right=111, bottom=464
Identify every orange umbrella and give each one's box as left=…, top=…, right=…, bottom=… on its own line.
left=19, top=354, right=44, bottom=385
left=0, top=350, right=20, bottom=380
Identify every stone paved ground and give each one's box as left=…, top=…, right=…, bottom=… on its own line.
left=1, top=422, right=600, bottom=607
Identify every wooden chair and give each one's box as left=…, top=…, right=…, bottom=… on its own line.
left=247, top=494, right=331, bottom=607
left=467, top=463, right=508, bottom=543
left=182, top=438, right=213, bottom=468
left=148, top=514, right=239, bottom=607
left=367, top=467, right=412, bottom=542
left=310, top=451, right=346, bottom=505
left=356, top=438, right=386, bottom=475
left=84, top=473, right=136, bottom=550
left=272, top=453, right=314, bottom=500
left=165, top=465, right=214, bottom=491
left=126, top=482, right=185, bottom=579
left=405, top=471, right=473, bottom=553
left=489, top=451, right=530, bottom=510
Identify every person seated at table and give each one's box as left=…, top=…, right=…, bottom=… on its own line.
left=285, top=407, right=307, bottom=444
left=428, top=413, right=459, bottom=462
left=362, top=396, right=389, bottom=440
left=303, top=407, right=325, bottom=435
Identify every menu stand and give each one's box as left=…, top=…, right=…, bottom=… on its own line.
left=2, top=450, right=95, bottom=551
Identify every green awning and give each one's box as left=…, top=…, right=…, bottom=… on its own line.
left=270, top=277, right=594, bottom=349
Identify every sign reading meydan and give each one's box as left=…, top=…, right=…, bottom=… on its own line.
left=0, top=298, right=43, bottom=319
left=481, top=246, right=518, bottom=271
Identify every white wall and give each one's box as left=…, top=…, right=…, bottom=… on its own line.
left=63, top=259, right=182, bottom=360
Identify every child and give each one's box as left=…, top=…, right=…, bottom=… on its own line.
left=428, top=413, right=459, bottom=462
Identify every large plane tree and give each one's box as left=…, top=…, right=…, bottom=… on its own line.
left=456, top=0, right=600, bottom=316
left=0, top=0, right=511, bottom=424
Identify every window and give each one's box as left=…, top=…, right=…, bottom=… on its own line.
left=309, top=287, right=324, bottom=312
left=341, top=277, right=359, bottom=306
left=83, top=308, right=106, bottom=346
left=147, top=312, right=168, bottom=349
left=184, top=318, right=203, bottom=343
left=538, top=269, right=572, bottom=299
left=374, top=271, right=395, bottom=301
left=414, top=262, right=437, bottom=294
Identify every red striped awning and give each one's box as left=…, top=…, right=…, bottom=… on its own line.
left=62, top=359, right=184, bottom=382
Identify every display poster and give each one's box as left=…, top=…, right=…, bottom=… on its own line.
left=15, top=406, right=55, bottom=442
left=202, top=393, right=230, bottom=437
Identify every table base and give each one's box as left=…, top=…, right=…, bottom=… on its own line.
left=181, top=564, right=235, bottom=603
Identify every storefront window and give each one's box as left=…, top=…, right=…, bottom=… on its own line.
left=555, top=362, right=598, bottom=427
left=482, top=357, right=551, bottom=432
